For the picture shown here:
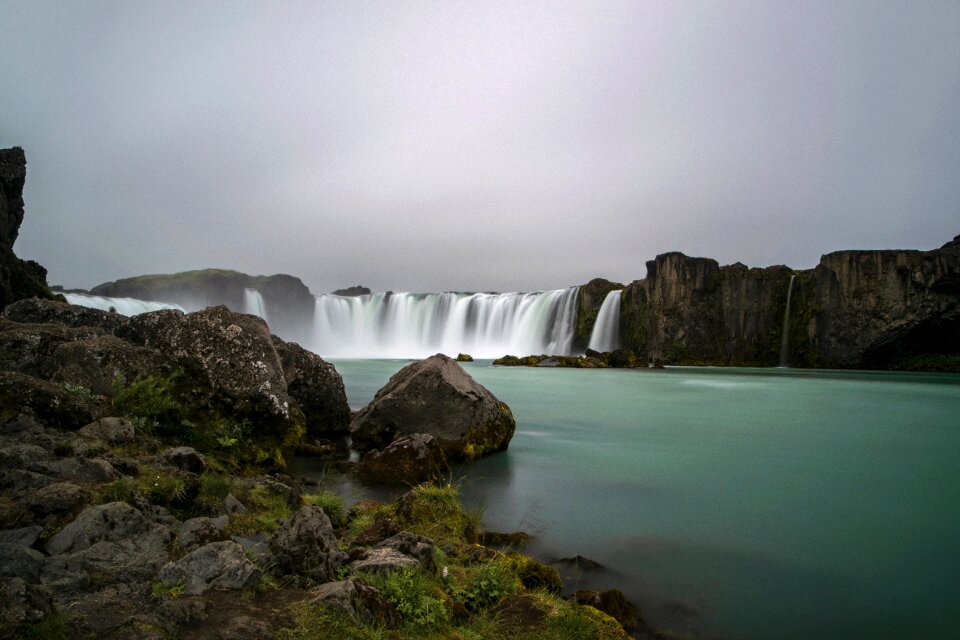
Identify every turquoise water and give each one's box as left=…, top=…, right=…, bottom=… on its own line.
left=325, top=360, right=960, bottom=640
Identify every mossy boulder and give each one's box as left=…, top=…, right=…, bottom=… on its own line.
left=350, top=354, right=515, bottom=462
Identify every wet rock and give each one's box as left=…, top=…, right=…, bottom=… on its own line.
left=350, top=354, right=516, bottom=461
left=272, top=336, right=350, bottom=438
left=359, top=433, right=450, bottom=484
left=269, top=506, right=346, bottom=581
left=78, top=417, right=136, bottom=444
left=309, top=577, right=401, bottom=627
left=162, top=446, right=207, bottom=474
left=156, top=540, right=260, bottom=596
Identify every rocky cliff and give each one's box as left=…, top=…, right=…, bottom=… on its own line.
left=0, top=147, right=56, bottom=309
left=574, top=278, right=624, bottom=349
left=91, top=270, right=316, bottom=345
left=616, top=236, right=960, bottom=370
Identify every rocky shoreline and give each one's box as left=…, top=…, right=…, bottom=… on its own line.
left=0, top=297, right=666, bottom=639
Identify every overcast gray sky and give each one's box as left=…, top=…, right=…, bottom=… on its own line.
left=2, top=1, right=958, bottom=293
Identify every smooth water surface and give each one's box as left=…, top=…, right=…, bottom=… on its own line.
left=327, top=360, right=960, bottom=640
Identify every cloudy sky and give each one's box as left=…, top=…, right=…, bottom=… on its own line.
left=2, top=1, right=958, bottom=294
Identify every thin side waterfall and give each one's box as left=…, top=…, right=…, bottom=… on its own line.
left=243, top=288, right=270, bottom=322
left=63, top=292, right=184, bottom=315
left=309, top=287, right=581, bottom=359
left=779, top=274, right=796, bottom=367
left=587, top=290, right=622, bottom=352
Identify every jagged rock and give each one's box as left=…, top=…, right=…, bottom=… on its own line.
left=116, top=306, right=304, bottom=449
left=377, top=532, right=435, bottom=566
left=0, top=525, right=42, bottom=547
left=49, top=457, right=118, bottom=483
left=46, top=502, right=169, bottom=556
left=0, top=319, right=106, bottom=378
left=162, top=446, right=208, bottom=474
left=3, top=297, right=126, bottom=332
left=350, top=354, right=516, bottom=461
left=156, top=540, right=260, bottom=595
left=309, top=577, right=401, bottom=627
left=26, top=481, right=87, bottom=515
left=48, top=334, right=167, bottom=396
left=348, top=547, right=419, bottom=573
left=0, top=147, right=56, bottom=309
left=79, top=417, right=135, bottom=444
left=576, top=278, right=625, bottom=349
left=178, top=516, right=230, bottom=552
left=269, top=506, right=346, bottom=581
left=0, top=371, right=101, bottom=428
left=271, top=336, right=350, bottom=438
left=359, top=433, right=450, bottom=484
left=350, top=512, right=401, bottom=547
left=575, top=589, right=644, bottom=632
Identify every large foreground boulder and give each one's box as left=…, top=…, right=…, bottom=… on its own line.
left=271, top=336, right=350, bottom=438
left=359, top=433, right=449, bottom=484
left=349, top=354, right=515, bottom=461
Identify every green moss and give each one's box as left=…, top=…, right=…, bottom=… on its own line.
left=225, top=485, right=294, bottom=535
left=302, top=490, right=347, bottom=527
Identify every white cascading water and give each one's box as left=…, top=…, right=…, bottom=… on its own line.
left=586, top=289, right=622, bottom=352
left=243, top=288, right=270, bottom=323
left=309, top=287, right=580, bottom=359
left=63, top=292, right=184, bottom=316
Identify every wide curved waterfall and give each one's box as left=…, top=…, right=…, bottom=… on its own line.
left=587, top=289, right=622, bottom=352
left=63, top=292, right=184, bottom=315
left=309, top=288, right=580, bottom=359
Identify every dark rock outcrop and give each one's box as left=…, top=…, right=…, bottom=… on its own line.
left=271, top=336, right=350, bottom=438
left=349, top=354, right=516, bottom=461
left=156, top=541, right=260, bottom=595
left=309, top=577, right=401, bottom=627
left=269, top=506, right=347, bottom=581
left=0, top=147, right=56, bottom=310
left=331, top=285, right=371, bottom=297
left=617, top=237, right=960, bottom=369
left=359, top=433, right=450, bottom=485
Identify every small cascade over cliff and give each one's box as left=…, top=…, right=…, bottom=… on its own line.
left=779, top=275, right=796, bottom=367
left=243, top=288, right=269, bottom=322
left=587, top=290, right=622, bottom=352
left=64, top=292, right=184, bottom=315
left=309, top=287, right=580, bottom=359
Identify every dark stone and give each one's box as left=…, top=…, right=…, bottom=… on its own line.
left=0, top=371, right=101, bottom=428
left=584, top=348, right=602, bottom=359
left=309, top=577, right=401, bottom=627
left=359, top=433, right=450, bottom=485
left=348, top=547, right=419, bottom=573
left=78, top=417, right=136, bottom=444
left=350, top=512, right=401, bottom=547
left=3, top=297, right=127, bottom=332
left=156, top=541, right=260, bottom=595
left=455, top=353, right=473, bottom=362
left=271, top=336, right=350, bottom=438
left=350, top=354, right=516, bottom=461
left=269, top=506, right=346, bottom=581
left=0, top=147, right=56, bottom=310
left=26, top=482, right=87, bottom=516
left=162, top=446, right=208, bottom=474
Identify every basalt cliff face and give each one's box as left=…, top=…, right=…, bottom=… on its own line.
left=617, top=236, right=960, bottom=370
left=0, top=147, right=56, bottom=309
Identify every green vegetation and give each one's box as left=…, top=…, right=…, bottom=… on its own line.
left=225, top=484, right=294, bottom=535
left=303, top=490, right=347, bottom=527
left=14, top=613, right=71, bottom=640
left=280, top=482, right=629, bottom=640
left=151, top=579, right=185, bottom=599
left=60, top=382, right=97, bottom=403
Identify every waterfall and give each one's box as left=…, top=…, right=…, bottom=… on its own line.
left=309, top=287, right=580, bottom=359
left=779, top=275, right=796, bottom=367
left=587, top=290, right=622, bottom=352
left=63, top=292, right=184, bottom=316
left=243, top=288, right=269, bottom=322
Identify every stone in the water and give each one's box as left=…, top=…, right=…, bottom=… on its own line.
left=349, top=353, right=515, bottom=461
left=359, top=433, right=450, bottom=485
